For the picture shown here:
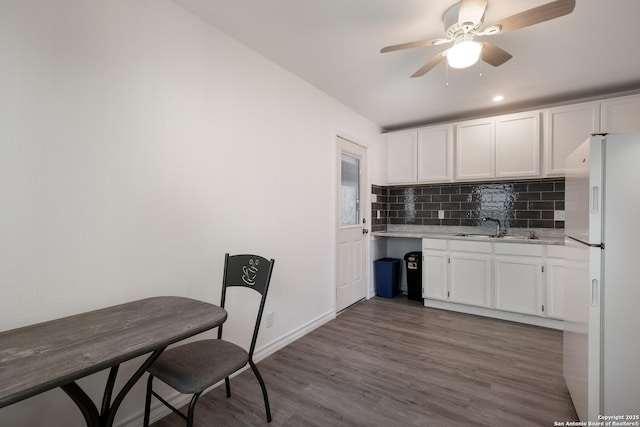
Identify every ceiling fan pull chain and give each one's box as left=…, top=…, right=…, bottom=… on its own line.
left=445, top=61, right=449, bottom=87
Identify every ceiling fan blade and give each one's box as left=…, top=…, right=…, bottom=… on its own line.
left=381, top=38, right=451, bottom=53
left=411, top=53, right=446, bottom=78
left=493, top=0, right=576, bottom=35
left=458, top=0, right=488, bottom=27
left=481, top=43, right=512, bottom=67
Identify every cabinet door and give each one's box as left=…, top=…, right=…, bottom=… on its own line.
left=494, top=256, right=543, bottom=315
left=449, top=253, right=491, bottom=307
left=456, top=118, right=494, bottom=181
left=423, top=250, right=448, bottom=300
left=417, top=125, right=454, bottom=182
left=387, top=130, right=417, bottom=184
left=545, top=259, right=565, bottom=319
left=601, top=94, right=640, bottom=132
left=495, top=111, right=541, bottom=178
left=544, top=102, right=600, bottom=176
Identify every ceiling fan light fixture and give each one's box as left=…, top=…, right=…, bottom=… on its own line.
left=447, top=39, right=482, bottom=69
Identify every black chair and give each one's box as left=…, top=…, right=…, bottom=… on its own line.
left=143, top=253, right=275, bottom=427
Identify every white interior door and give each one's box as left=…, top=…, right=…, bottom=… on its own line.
left=336, top=137, right=367, bottom=312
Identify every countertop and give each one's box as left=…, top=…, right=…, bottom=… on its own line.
left=371, top=226, right=564, bottom=245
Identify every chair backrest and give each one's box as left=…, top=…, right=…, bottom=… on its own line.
left=218, top=253, right=275, bottom=358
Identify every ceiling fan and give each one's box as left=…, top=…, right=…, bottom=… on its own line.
left=380, top=0, right=576, bottom=77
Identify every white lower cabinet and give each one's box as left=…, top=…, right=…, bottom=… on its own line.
left=423, top=250, right=448, bottom=300
left=545, top=245, right=565, bottom=319
left=494, top=242, right=543, bottom=316
left=449, top=253, right=491, bottom=307
left=422, top=238, right=564, bottom=321
left=422, top=239, right=492, bottom=308
left=494, top=257, right=542, bottom=315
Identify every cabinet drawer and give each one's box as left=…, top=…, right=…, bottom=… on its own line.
left=546, top=245, right=564, bottom=258
left=423, top=238, right=447, bottom=250
left=449, top=240, right=491, bottom=253
left=494, top=243, right=543, bottom=257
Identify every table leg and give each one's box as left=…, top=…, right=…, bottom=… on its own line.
left=61, top=348, right=166, bottom=427
left=99, top=366, right=119, bottom=426
left=61, top=382, right=100, bottom=427
left=102, top=348, right=165, bottom=427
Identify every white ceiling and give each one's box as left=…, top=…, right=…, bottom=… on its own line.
left=173, top=0, right=640, bottom=130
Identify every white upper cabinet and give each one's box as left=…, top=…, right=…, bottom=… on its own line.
left=386, top=129, right=417, bottom=184
left=386, top=94, right=635, bottom=184
left=601, top=94, right=640, bottom=132
left=544, top=101, right=600, bottom=177
left=456, top=112, right=541, bottom=181
left=417, top=125, right=454, bottom=183
left=495, top=111, right=541, bottom=178
left=387, top=125, right=454, bottom=184
left=456, top=118, right=494, bottom=180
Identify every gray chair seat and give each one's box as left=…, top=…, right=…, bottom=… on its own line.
left=149, top=340, right=249, bottom=394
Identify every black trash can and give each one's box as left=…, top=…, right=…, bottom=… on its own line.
left=404, top=252, right=423, bottom=301
left=374, top=258, right=400, bottom=298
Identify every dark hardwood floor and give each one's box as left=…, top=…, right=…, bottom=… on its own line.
left=151, top=296, right=578, bottom=426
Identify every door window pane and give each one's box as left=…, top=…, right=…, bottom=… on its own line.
left=341, top=153, right=360, bottom=226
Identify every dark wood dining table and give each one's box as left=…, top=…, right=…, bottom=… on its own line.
left=0, top=296, right=227, bottom=427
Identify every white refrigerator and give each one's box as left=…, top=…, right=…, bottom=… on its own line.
left=564, top=132, right=640, bottom=421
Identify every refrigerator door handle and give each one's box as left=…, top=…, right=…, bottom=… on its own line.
left=591, top=186, right=600, bottom=213
left=591, top=279, right=599, bottom=306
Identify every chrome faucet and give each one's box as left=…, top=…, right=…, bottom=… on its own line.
left=482, top=217, right=506, bottom=236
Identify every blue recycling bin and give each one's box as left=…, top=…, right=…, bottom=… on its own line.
left=374, top=258, right=401, bottom=298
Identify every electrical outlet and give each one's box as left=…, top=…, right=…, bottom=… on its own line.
left=265, top=311, right=274, bottom=328
left=554, top=210, right=565, bottom=221
left=438, top=210, right=445, bottom=219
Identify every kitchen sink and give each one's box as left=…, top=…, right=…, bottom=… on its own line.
left=455, top=233, right=537, bottom=240
left=498, top=234, right=537, bottom=240
left=455, top=233, right=496, bottom=238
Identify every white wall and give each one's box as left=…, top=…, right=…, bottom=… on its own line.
left=0, top=1, right=383, bottom=425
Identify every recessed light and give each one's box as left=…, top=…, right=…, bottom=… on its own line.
left=492, top=95, right=504, bottom=102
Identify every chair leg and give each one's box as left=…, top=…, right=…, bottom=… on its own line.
left=225, top=377, right=231, bottom=398
left=143, top=375, right=154, bottom=427
left=186, top=392, right=202, bottom=427
left=249, top=360, right=272, bottom=422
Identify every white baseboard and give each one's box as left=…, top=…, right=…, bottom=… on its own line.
left=117, top=309, right=336, bottom=427
left=254, top=310, right=335, bottom=362
left=423, top=299, right=564, bottom=330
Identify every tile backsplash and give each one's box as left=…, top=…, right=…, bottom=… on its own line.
left=371, top=185, right=388, bottom=232
left=371, top=179, right=565, bottom=232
